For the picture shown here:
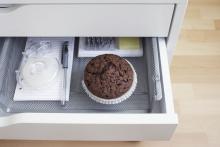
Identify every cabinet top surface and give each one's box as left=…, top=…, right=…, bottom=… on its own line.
left=0, top=0, right=185, bottom=4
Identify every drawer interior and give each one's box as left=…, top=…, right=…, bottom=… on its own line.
left=0, top=37, right=166, bottom=115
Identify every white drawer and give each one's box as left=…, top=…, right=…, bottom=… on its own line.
left=0, top=37, right=177, bottom=140
left=0, top=4, right=174, bottom=36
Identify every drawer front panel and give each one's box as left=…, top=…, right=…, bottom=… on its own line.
left=0, top=4, right=174, bottom=36
left=0, top=113, right=177, bottom=140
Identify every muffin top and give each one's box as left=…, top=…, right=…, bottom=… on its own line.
left=84, top=54, right=133, bottom=99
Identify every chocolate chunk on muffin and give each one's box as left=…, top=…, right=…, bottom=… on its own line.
left=83, top=54, right=137, bottom=104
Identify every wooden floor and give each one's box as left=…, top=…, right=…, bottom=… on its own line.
left=1, top=0, right=220, bottom=146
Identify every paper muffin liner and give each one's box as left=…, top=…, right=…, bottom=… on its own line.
left=82, top=60, right=137, bottom=104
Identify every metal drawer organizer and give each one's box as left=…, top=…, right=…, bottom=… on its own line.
left=0, top=37, right=164, bottom=114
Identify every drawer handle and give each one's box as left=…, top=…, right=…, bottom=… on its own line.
left=0, top=4, right=23, bottom=13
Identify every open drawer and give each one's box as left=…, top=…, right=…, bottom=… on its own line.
left=0, top=37, right=177, bottom=140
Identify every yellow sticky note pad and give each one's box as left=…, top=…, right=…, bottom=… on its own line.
left=118, top=37, right=140, bottom=50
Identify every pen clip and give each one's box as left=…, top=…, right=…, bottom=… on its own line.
left=61, top=41, right=69, bottom=68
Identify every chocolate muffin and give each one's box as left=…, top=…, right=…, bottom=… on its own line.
left=84, top=54, right=134, bottom=99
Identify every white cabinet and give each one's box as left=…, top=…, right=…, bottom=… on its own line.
left=0, top=0, right=187, bottom=141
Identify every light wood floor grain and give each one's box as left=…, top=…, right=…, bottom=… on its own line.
left=1, top=0, right=220, bottom=146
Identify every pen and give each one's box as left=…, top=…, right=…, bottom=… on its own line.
left=61, top=41, right=69, bottom=106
